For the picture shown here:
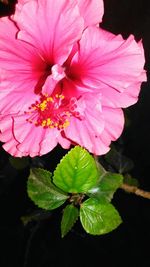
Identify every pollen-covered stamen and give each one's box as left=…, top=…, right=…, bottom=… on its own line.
left=26, top=93, right=82, bottom=130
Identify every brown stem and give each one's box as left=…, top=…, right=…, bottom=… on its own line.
left=120, top=183, right=150, bottom=200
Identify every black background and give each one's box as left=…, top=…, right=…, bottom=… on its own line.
left=0, top=1, right=150, bottom=266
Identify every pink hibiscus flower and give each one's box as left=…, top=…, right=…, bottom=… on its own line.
left=0, top=0, right=146, bottom=157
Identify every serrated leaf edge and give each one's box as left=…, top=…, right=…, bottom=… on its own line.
left=61, top=204, right=79, bottom=238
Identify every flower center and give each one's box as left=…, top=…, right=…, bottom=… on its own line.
left=34, top=64, right=65, bottom=94
left=26, top=93, right=81, bottom=130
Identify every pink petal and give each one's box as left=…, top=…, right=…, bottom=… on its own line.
left=14, top=0, right=84, bottom=64
left=77, top=0, right=104, bottom=27
left=39, top=129, right=70, bottom=155
left=14, top=0, right=104, bottom=28
left=0, top=87, right=39, bottom=114
left=65, top=117, right=109, bottom=155
left=64, top=93, right=106, bottom=154
left=3, top=139, right=24, bottom=157
left=13, top=114, right=59, bottom=157
left=86, top=107, right=124, bottom=155
left=101, top=107, right=124, bottom=142
left=0, top=114, right=15, bottom=142
left=101, top=80, right=144, bottom=108
left=0, top=17, right=47, bottom=114
left=89, top=136, right=110, bottom=155
left=14, top=118, right=45, bottom=157
left=77, top=93, right=105, bottom=135
left=65, top=117, right=94, bottom=152
left=0, top=113, right=68, bottom=157
left=57, top=134, right=71, bottom=149
left=70, top=26, right=146, bottom=93
left=0, top=17, right=45, bottom=73
left=65, top=97, right=124, bottom=155
left=0, top=114, right=23, bottom=157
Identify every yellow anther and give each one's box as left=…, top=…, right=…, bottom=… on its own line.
left=47, top=118, right=52, bottom=126
left=63, top=120, right=70, bottom=128
left=39, top=100, right=47, bottom=111
left=41, top=120, right=47, bottom=127
left=55, top=94, right=64, bottom=99
left=47, top=97, right=53, bottom=102
left=59, top=95, right=64, bottom=99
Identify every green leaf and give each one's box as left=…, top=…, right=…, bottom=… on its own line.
left=9, top=156, right=29, bottom=170
left=27, top=168, right=68, bottom=210
left=61, top=204, right=79, bottom=238
left=80, top=198, right=122, bottom=235
left=88, top=172, right=123, bottom=202
left=105, top=146, right=134, bottom=173
left=94, top=158, right=107, bottom=177
left=53, top=146, right=99, bottom=193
